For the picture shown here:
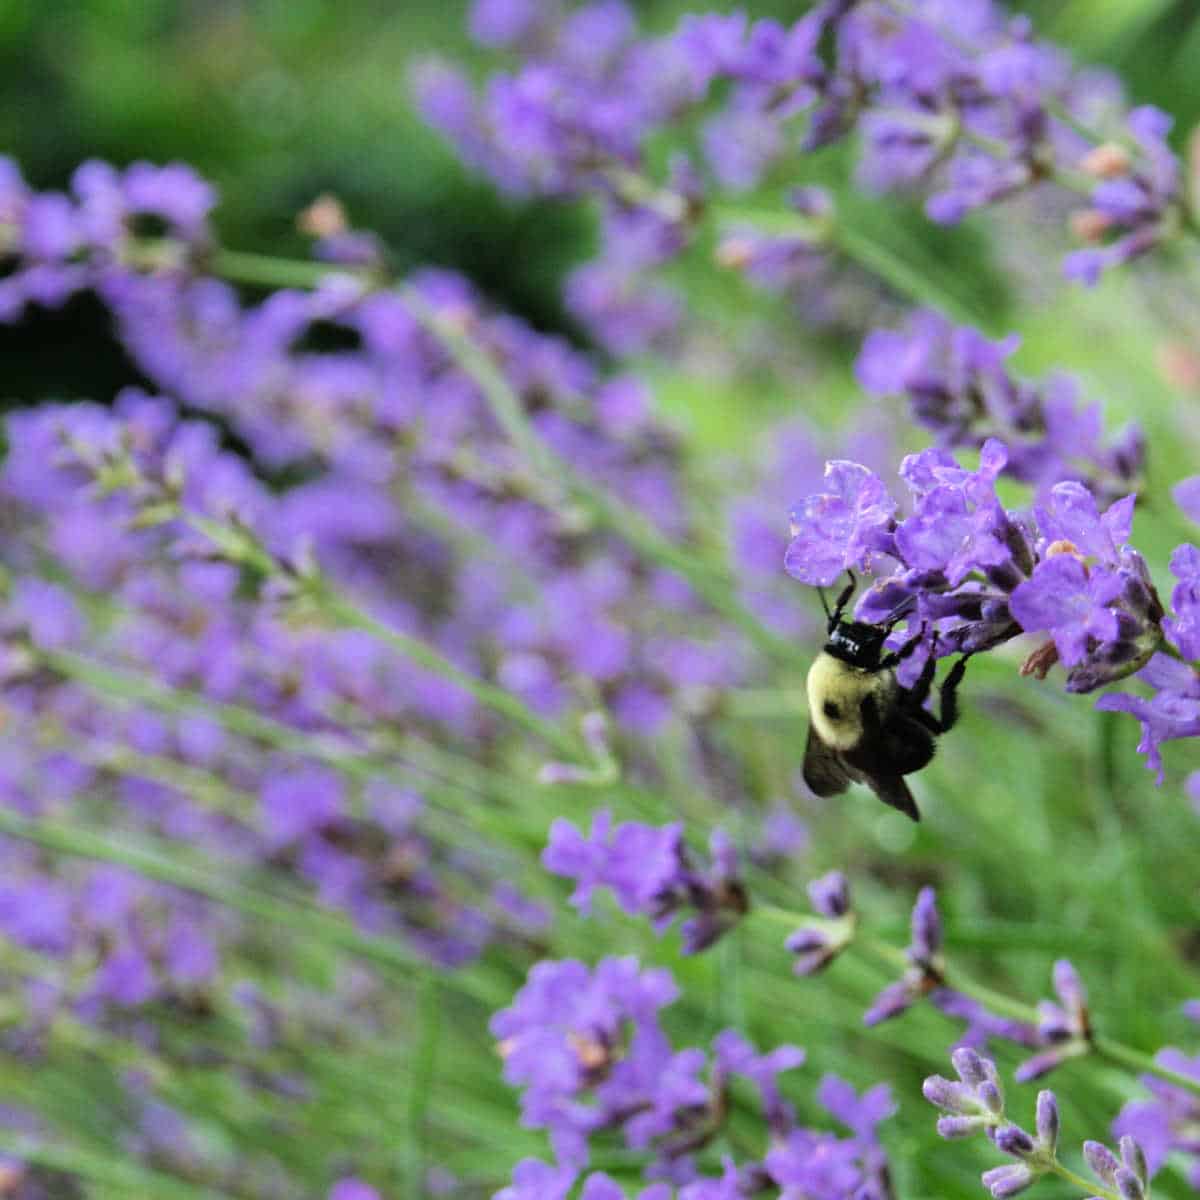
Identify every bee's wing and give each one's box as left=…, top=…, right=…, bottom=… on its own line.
left=863, top=773, right=920, bottom=822
left=845, top=695, right=924, bottom=821
left=802, top=723, right=857, bottom=797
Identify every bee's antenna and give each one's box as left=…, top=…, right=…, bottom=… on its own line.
left=828, top=569, right=856, bottom=630
left=818, top=586, right=832, bottom=623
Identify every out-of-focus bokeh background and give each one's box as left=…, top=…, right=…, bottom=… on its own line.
left=4, top=4, right=1200, bottom=1200
left=5, top=0, right=1200, bottom=404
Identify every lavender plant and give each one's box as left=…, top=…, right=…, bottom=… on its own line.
left=0, top=0, right=1199, bottom=1198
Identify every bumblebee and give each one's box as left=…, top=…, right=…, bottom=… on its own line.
left=803, top=575, right=970, bottom=821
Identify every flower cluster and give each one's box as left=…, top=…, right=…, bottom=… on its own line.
left=0, top=150, right=833, bottom=1195
left=925, top=1049, right=1150, bottom=1200
left=0, top=158, right=216, bottom=322
left=492, top=955, right=893, bottom=1196
left=543, top=811, right=748, bottom=954
left=0, top=154, right=765, bottom=734
left=417, top=0, right=1191, bottom=358
left=783, top=439, right=1200, bottom=777
left=729, top=410, right=897, bottom=638
left=856, top=310, right=1144, bottom=504
left=862, top=886, right=945, bottom=1027
left=1016, top=961, right=1092, bottom=1082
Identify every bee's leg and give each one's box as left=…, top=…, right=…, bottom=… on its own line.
left=932, top=653, right=971, bottom=733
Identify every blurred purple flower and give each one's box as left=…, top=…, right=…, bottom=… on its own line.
left=543, top=812, right=747, bottom=953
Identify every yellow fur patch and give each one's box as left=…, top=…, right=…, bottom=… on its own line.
left=806, top=653, right=896, bottom=751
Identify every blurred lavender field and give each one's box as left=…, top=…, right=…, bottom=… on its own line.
left=3, top=2, right=1200, bottom=1199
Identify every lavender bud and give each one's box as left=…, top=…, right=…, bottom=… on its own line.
left=937, top=1115, right=989, bottom=1139
left=1118, top=1137, right=1147, bottom=1187
left=1038, top=1009, right=1075, bottom=1043
left=1015, top=1049, right=1064, bottom=1083
left=952, top=1047, right=990, bottom=1088
left=982, top=1164, right=1036, bottom=1197
left=580, top=710, right=610, bottom=759
left=537, top=762, right=595, bottom=785
left=1083, top=1140, right=1120, bottom=1184
left=910, top=886, right=942, bottom=963
left=784, top=928, right=829, bottom=954
left=791, top=949, right=837, bottom=977
left=863, top=980, right=914, bottom=1027
left=807, top=870, right=850, bottom=918
left=1035, top=1091, right=1059, bottom=1154
left=1053, top=960, right=1087, bottom=1012
left=1113, top=1167, right=1145, bottom=1200
left=923, top=1076, right=975, bottom=1114
left=994, top=1126, right=1037, bottom=1159
left=977, top=1080, right=1005, bottom=1117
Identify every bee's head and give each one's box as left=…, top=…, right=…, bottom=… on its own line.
left=824, top=620, right=889, bottom=669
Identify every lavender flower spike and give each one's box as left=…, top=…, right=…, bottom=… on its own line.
left=1084, top=1135, right=1150, bottom=1200
left=927, top=1051, right=1063, bottom=1198
left=924, top=1046, right=1005, bottom=1136
left=542, top=812, right=748, bottom=954
left=1016, top=959, right=1093, bottom=1082
left=784, top=462, right=898, bottom=587
left=863, top=887, right=944, bottom=1027
left=785, top=870, right=856, bottom=975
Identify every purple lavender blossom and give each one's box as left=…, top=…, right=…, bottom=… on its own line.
left=542, top=812, right=747, bottom=953
left=784, top=461, right=898, bottom=587
left=925, top=1051, right=1069, bottom=1196
left=1065, top=106, right=1182, bottom=285
left=786, top=440, right=1191, bottom=773
left=408, top=0, right=1200, bottom=412
left=786, top=870, right=855, bottom=975
left=1098, top=653, right=1200, bottom=783
left=489, top=956, right=862, bottom=1186
left=863, top=887, right=944, bottom=1028
left=328, top=1180, right=382, bottom=1200
left=490, top=956, right=687, bottom=1161
left=494, top=1158, right=577, bottom=1200
left=1083, top=1135, right=1150, bottom=1200
left=1113, top=1047, right=1200, bottom=1182
left=0, top=159, right=216, bottom=322
left=1015, top=960, right=1092, bottom=1082
left=856, top=311, right=1144, bottom=504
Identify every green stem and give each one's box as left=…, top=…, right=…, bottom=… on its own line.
left=211, top=247, right=340, bottom=291
left=833, top=224, right=982, bottom=325
left=404, top=973, right=442, bottom=1197
left=1093, top=1034, right=1200, bottom=1097
left=1048, top=1159, right=1119, bottom=1200
left=65, top=736, right=259, bottom=825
